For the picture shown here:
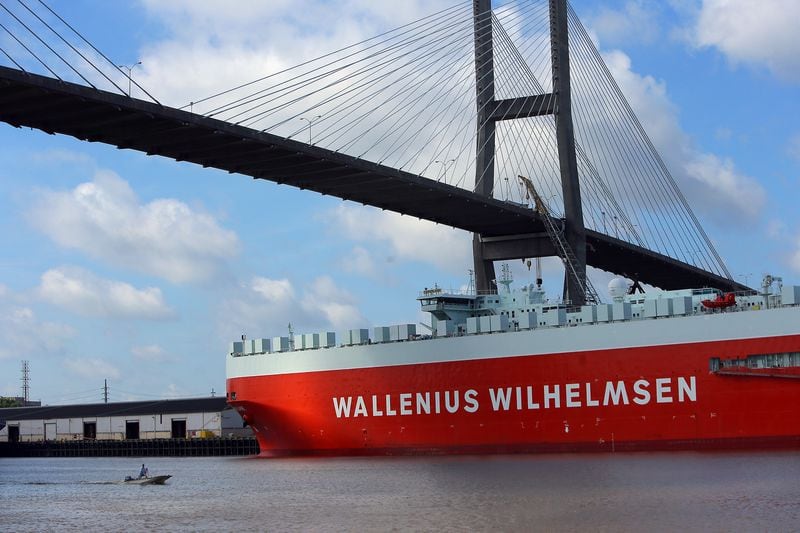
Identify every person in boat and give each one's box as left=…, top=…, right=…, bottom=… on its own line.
left=139, top=464, right=148, bottom=479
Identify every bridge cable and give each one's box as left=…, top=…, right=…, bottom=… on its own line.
left=0, top=12, right=60, bottom=78
left=188, top=1, right=470, bottom=112
left=35, top=0, right=160, bottom=103
left=0, top=43, right=24, bottom=71
left=0, top=1, right=94, bottom=87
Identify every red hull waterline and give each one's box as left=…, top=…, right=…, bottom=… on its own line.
left=227, top=334, right=800, bottom=456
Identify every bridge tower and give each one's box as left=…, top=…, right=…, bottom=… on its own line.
left=472, top=0, right=587, bottom=305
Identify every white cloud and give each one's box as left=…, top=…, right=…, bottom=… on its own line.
left=0, top=303, right=74, bottom=360
left=691, top=0, right=800, bottom=83
left=134, top=0, right=456, bottom=107
left=602, top=49, right=767, bottom=222
left=341, top=246, right=378, bottom=278
left=162, top=383, right=185, bottom=399
left=584, top=1, right=662, bottom=45
left=131, top=344, right=169, bottom=362
left=28, top=170, right=239, bottom=283
left=765, top=220, right=800, bottom=274
left=791, top=238, right=800, bottom=274
left=787, top=134, right=800, bottom=162
left=766, top=219, right=787, bottom=240
left=29, top=149, right=95, bottom=167
left=325, top=204, right=471, bottom=273
left=251, top=277, right=294, bottom=305
left=219, top=274, right=365, bottom=340
left=38, top=267, right=174, bottom=320
left=63, top=357, right=121, bottom=380
left=714, top=128, right=733, bottom=141
left=302, top=276, right=364, bottom=328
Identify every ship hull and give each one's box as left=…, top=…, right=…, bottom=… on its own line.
left=228, top=325, right=800, bottom=456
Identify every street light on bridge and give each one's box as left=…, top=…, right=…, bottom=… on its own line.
left=300, top=115, right=322, bottom=144
left=434, top=158, right=455, bottom=181
left=118, top=61, right=141, bottom=97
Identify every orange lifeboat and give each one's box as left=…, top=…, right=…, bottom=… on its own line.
left=702, top=292, right=736, bottom=309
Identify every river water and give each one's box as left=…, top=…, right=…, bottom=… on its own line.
left=2, top=451, right=800, bottom=532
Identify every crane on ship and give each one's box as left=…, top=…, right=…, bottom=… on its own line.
left=517, top=175, right=600, bottom=305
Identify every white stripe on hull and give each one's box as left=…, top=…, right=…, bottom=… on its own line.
left=228, top=306, right=800, bottom=378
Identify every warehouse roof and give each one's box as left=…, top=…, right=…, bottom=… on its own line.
left=0, top=397, right=229, bottom=421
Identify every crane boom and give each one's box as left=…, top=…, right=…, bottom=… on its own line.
left=517, top=175, right=600, bottom=304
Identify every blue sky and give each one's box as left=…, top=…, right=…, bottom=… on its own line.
left=0, top=0, right=798, bottom=404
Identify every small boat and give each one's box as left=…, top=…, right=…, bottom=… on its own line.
left=701, top=292, right=736, bottom=309
left=123, top=475, right=172, bottom=485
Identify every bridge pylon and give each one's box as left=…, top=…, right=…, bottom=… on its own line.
left=471, top=0, right=587, bottom=305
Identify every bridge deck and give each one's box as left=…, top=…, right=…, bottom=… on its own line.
left=0, top=66, right=742, bottom=292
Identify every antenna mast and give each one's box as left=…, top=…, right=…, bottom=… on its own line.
left=21, top=360, right=30, bottom=406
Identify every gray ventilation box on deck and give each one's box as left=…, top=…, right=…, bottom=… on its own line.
left=436, top=320, right=455, bottom=337
left=293, top=334, right=306, bottom=350
left=671, top=296, right=693, bottom=316
left=596, top=304, right=612, bottom=323
left=489, top=315, right=508, bottom=332
left=782, top=285, right=800, bottom=306
left=374, top=326, right=391, bottom=343
left=304, top=333, right=320, bottom=349
left=390, top=324, right=416, bottom=341
left=320, top=332, right=336, bottom=347
left=350, top=328, right=370, bottom=345
left=643, top=299, right=657, bottom=319
left=230, top=341, right=244, bottom=355
left=400, top=323, right=417, bottom=339
left=272, top=336, right=290, bottom=352
left=479, top=316, right=492, bottom=333
left=577, top=305, right=596, bottom=324
left=467, top=316, right=480, bottom=334
left=656, top=298, right=673, bottom=317
left=253, top=338, right=271, bottom=353
left=612, top=302, right=632, bottom=321
left=242, top=339, right=255, bottom=355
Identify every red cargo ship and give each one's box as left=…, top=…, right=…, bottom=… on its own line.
left=227, top=272, right=800, bottom=456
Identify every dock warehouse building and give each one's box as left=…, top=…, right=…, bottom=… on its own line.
left=0, top=397, right=250, bottom=443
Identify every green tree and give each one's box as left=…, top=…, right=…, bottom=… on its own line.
left=0, top=397, right=20, bottom=407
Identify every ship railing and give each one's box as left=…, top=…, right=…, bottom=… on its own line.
left=417, top=288, right=497, bottom=298
left=420, top=302, right=472, bottom=312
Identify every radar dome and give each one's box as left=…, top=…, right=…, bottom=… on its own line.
left=608, top=277, right=629, bottom=300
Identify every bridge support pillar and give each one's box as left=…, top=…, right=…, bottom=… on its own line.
left=472, top=0, right=497, bottom=293
left=550, top=0, right=587, bottom=305
left=471, top=0, right=587, bottom=302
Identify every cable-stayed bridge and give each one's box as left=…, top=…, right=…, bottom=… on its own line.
left=0, top=0, right=744, bottom=302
